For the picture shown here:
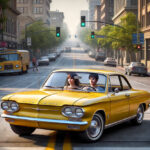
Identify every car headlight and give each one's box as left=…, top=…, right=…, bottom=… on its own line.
left=62, top=106, right=84, bottom=118
left=64, top=107, right=73, bottom=116
left=1, top=101, right=19, bottom=112
left=75, top=108, right=84, bottom=118
left=10, top=102, right=19, bottom=112
left=0, top=66, right=2, bottom=69
left=1, top=102, right=9, bottom=110
left=15, top=65, right=19, bottom=68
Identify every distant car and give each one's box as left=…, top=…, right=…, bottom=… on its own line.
left=38, top=56, right=49, bottom=66
left=125, top=62, right=147, bottom=76
left=65, top=47, right=71, bottom=52
left=95, top=52, right=106, bottom=61
left=48, top=53, right=57, bottom=61
left=104, top=57, right=117, bottom=67
left=88, top=51, right=95, bottom=58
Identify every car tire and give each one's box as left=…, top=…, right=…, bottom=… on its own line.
left=131, top=104, right=144, bottom=125
left=10, top=125, right=36, bottom=136
left=79, top=113, right=104, bottom=142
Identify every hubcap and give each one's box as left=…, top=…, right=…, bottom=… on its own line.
left=87, top=116, right=102, bottom=138
left=137, top=107, right=143, bottom=122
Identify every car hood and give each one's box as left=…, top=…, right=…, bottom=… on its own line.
left=2, top=90, right=107, bottom=106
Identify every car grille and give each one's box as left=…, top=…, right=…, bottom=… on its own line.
left=4, top=64, right=13, bottom=70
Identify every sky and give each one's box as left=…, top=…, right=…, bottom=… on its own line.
left=51, top=0, right=88, bottom=35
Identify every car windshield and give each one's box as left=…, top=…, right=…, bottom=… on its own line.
left=43, top=72, right=107, bottom=93
left=0, top=54, right=19, bottom=62
left=132, top=62, right=145, bottom=66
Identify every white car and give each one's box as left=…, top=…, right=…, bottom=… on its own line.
left=38, top=56, right=49, bottom=66
left=104, top=57, right=117, bottom=67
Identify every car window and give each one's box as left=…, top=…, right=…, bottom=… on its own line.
left=109, top=75, right=121, bottom=92
left=43, top=72, right=107, bottom=93
left=43, top=72, right=67, bottom=88
left=120, top=76, right=131, bottom=91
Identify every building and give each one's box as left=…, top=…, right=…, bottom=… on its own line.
left=80, top=10, right=89, bottom=27
left=16, top=0, right=52, bottom=47
left=94, top=5, right=101, bottom=30
left=101, top=0, right=114, bottom=28
left=88, top=0, right=100, bottom=30
left=50, top=11, right=64, bottom=27
left=0, top=0, right=20, bottom=49
left=138, top=0, right=150, bottom=70
left=112, top=0, right=138, bottom=65
left=17, top=0, right=51, bottom=25
left=113, top=0, right=137, bottom=24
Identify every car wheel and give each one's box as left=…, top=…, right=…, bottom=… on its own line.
left=79, top=113, right=104, bottom=142
left=131, top=105, right=144, bottom=125
left=10, top=125, right=36, bottom=136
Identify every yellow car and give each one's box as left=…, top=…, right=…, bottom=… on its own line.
left=1, top=69, right=150, bottom=142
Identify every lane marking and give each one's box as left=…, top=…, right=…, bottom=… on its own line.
left=45, top=131, right=57, bottom=150
left=63, top=133, right=72, bottom=150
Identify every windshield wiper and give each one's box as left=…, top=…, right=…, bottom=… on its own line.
left=44, top=86, right=63, bottom=89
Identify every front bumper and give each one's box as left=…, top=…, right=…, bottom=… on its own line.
left=1, top=114, right=88, bottom=126
left=0, top=69, right=21, bottom=74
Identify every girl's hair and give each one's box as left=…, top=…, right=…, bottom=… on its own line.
left=67, top=73, right=80, bottom=86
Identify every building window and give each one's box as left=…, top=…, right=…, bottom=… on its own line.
left=17, top=0, right=28, bottom=3
left=141, top=15, right=145, bottom=27
left=33, top=0, right=43, bottom=4
left=147, top=39, right=150, bottom=60
left=131, top=0, right=137, bottom=5
left=141, top=0, right=145, bottom=7
left=17, top=7, right=28, bottom=13
left=147, top=12, right=150, bottom=26
left=33, top=7, right=43, bottom=14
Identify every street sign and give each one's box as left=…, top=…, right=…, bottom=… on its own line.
left=96, top=35, right=105, bottom=38
left=139, top=33, right=144, bottom=44
left=27, top=37, right=31, bottom=46
left=132, top=33, right=137, bottom=44
left=132, top=33, right=144, bottom=44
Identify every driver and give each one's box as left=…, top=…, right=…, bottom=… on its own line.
left=83, top=73, right=104, bottom=92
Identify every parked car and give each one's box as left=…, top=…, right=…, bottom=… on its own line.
left=125, top=62, right=147, bottom=76
left=104, top=57, right=117, bottom=67
left=1, top=69, right=150, bottom=142
left=88, top=51, right=95, bottom=58
left=38, top=56, right=49, bottom=66
left=48, top=53, right=57, bottom=61
left=95, top=51, right=106, bottom=61
left=64, top=47, right=71, bottom=52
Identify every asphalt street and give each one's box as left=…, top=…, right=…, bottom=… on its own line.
left=0, top=43, right=150, bottom=150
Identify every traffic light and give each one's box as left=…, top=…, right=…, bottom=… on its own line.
left=81, top=16, right=86, bottom=27
left=91, top=32, right=95, bottom=39
left=136, top=44, right=142, bottom=50
left=56, top=27, right=60, bottom=37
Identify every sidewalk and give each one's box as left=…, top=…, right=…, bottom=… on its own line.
left=117, top=65, right=150, bottom=76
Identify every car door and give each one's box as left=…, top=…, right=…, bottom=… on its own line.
left=108, top=75, right=130, bottom=123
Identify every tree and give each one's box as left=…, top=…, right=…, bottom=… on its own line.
left=25, top=20, right=68, bottom=56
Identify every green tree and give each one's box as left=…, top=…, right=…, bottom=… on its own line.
left=78, top=27, right=98, bottom=50
left=25, top=20, right=68, bottom=56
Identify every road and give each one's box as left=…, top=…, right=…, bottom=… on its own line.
left=0, top=43, right=150, bottom=150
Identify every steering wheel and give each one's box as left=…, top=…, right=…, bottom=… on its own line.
left=83, top=86, right=96, bottom=91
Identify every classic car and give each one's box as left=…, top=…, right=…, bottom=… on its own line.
left=38, top=56, right=49, bottom=66
left=125, top=62, right=147, bottom=76
left=1, top=69, right=150, bottom=142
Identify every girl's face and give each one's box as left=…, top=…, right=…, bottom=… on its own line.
left=68, top=77, right=75, bottom=85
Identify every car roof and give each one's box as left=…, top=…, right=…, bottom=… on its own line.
left=53, top=69, right=120, bottom=75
